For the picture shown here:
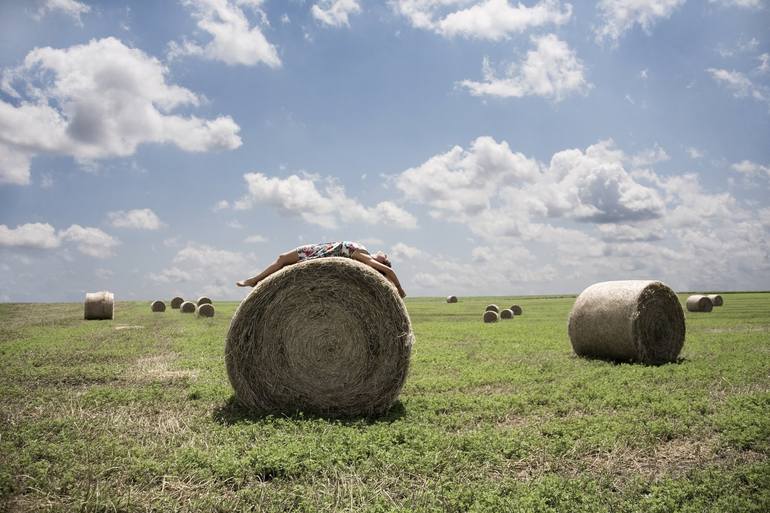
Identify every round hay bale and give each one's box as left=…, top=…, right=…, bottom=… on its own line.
left=84, top=291, right=114, bottom=320
left=706, top=294, right=723, bottom=307
left=510, top=304, right=523, bottom=315
left=446, top=295, right=458, bottom=303
left=170, top=296, right=184, bottom=309
left=150, top=300, right=166, bottom=312
left=197, top=303, right=215, bottom=318
left=197, top=296, right=212, bottom=306
left=225, top=257, right=413, bottom=417
left=483, top=310, right=499, bottom=323
left=568, top=280, right=685, bottom=365
left=686, top=295, right=713, bottom=312
left=485, top=304, right=499, bottom=313
left=500, top=309, right=514, bottom=319
left=180, top=301, right=196, bottom=313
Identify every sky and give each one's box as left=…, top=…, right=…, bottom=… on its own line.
left=0, top=0, right=769, bottom=302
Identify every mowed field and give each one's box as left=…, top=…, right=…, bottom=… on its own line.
left=1, top=293, right=768, bottom=512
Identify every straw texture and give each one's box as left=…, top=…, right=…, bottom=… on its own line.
left=447, top=295, right=458, bottom=303
left=500, top=309, right=514, bottom=319
left=197, top=296, right=212, bottom=306
left=84, top=291, right=114, bottom=320
left=485, top=304, right=499, bottom=313
left=170, top=297, right=184, bottom=309
left=197, top=303, right=215, bottom=318
left=568, top=280, right=685, bottom=365
left=706, top=294, right=723, bottom=307
left=483, top=311, right=499, bottom=323
left=180, top=301, right=196, bottom=313
left=510, top=304, right=523, bottom=315
left=225, top=257, right=413, bottom=417
left=686, top=295, right=713, bottom=312
left=150, top=300, right=166, bottom=312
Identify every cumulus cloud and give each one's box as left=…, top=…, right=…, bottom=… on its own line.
left=731, top=160, right=770, bottom=177
left=58, top=225, right=120, bottom=258
left=459, top=34, right=590, bottom=101
left=595, top=0, right=686, bottom=44
left=35, top=0, right=91, bottom=25
left=707, top=68, right=768, bottom=107
left=0, top=222, right=119, bottom=258
left=709, top=0, right=763, bottom=8
left=392, top=0, right=572, bottom=40
left=107, top=208, right=164, bottom=230
left=169, top=0, right=280, bottom=67
left=629, top=144, right=670, bottom=168
left=244, top=234, right=268, bottom=243
left=233, top=172, right=418, bottom=229
left=312, top=0, right=361, bottom=27
left=0, top=37, right=242, bottom=185
left=390, top=242, right=427, bottom=260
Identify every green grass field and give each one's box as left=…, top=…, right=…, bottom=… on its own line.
left=1, top=293, right=768, bottom=512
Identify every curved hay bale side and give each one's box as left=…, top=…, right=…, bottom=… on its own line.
left=500, top=309, right=514, bottom=319
left=686, top=295, right=713, bottom=312
left=706, top=294, right=723, bottom=307
left=84, top=291, right=114, bottom=320
left=197, top=303, right=215, bottom=318
left=225, top=257, right=413, bottom=417
left=510, top=304, right=523, bottom=315
left=197, top=296, right=212, bottom=306
left=446, top=295, right=458, bottom=303
left=150, top=300, right=166, bottom=312
left=568, top=280, right=685, bottom=365
left=180, top=301, right=196, bottom=313
left=485, top=304, right=499, bottom=313
left=483, top=310, right=499, bottom=323
left=170, top=297, right=184, bottom=309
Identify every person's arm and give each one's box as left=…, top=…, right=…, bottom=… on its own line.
left=352, top=251, right=406, bottom=298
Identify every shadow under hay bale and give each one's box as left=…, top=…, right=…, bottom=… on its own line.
left=483, top=310, right=499, bottom=323
left=510, top=304, right=523, bottom=315
left=568, top=280, right=685, bottom=365
left=197, top=296, right=212, bottom=306
left=197, top=303, right=215, bottom=318
left=500, top=309, right=514, bottom=319
left=485, top=304, right=499, bottom=313
left=707, top=294, right=723, bottom=307
left=446, top=295, right=458, bottom=303
left=170, top=296, right=184, bottom=309
left=687, top=295, right=713, bottom=312
left=180, top=301, right=196, bottom=313
left=225, top=257, right=413, bottom=418
left=151, top=300, right=166, bottom=312
left=84, top=291, right=114, bottom=320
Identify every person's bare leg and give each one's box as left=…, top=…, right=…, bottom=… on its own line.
left=237, top=251, right=299, bottom=287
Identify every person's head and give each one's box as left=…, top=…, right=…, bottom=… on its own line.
left=373, top=251, right=391, bottom=267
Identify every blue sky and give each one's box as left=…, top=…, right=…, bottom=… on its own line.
left=1, top=0, right=769, bottom=302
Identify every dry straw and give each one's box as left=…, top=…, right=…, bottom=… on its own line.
left=686, top=295, right=713, bottom=312
left=568, top=280, right=685, bottom=365
left=170, top=297, right=184, bottom=309
left=151, top=300, right=166, bottom=312
left=447, top=295, right=458, bottom=303
left=485, top=304, right=499, bottom=313
left=510, top=304, right=523, bottom=315
left=225, top=257, right=413, bottom=417
left=197, top=296, right=212, bottom=306
left=706, top=294, right=723, bottom=307
left=500, top=309, right=514, bottom=319
left=197, top=303, right=215, bottom=318
left=180, top=301, right=196, bottom=313
left=483, top=310, right=499, bottom=323
left=84, top=291, right=114, bottom=320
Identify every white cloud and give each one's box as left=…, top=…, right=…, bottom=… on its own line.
left=709, top=0, right=763, bottom=8
left=169, top=0, right=281, bottom=67
left=0, top=223, right=61, bottom=249
left=212, top=200, right=230, bottom=212
left=459, top=34, right=590, bottom=101
left=107, top=208, right=163, bottom=230
left=59, top=225, right=120, bottom=258
left=392, top=0, right=572, bottom=40
left=312, top=0, right=361, bottom=27
left=595, top=0, right=686, bottom=44
left=758, top=53, right=770, bottom=74
left=244, top=234, right=268, bottom=243
left=0, top=37, right=242, bottom=186
left=686, top=147, right=704, bottom=159
left=731, top=160, right=770, bottom=177
left=149, top=266, right=193, bottom=283
left=233, top=172, right=418, bottom=229
left=707, top=68, right=769, bottom=107
left=390, top=242, right=427, bottom=260
left=629, top=143, right=670, bottom=168
left=36, top=0, right=91, bottom=25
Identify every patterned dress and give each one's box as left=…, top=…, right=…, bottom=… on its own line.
left=296, top=241, right=369, bottom=262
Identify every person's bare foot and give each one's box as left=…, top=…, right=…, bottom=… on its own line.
left=236, top=278, right=257, bottom=287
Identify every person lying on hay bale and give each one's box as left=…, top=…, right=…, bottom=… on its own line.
left=237, top=241, right=407, bottom=298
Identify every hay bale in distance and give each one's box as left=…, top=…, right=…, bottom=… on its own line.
left=197, top=296, right=212, bottom=306
left=170, top=297, right=184, bottom=309
left=150, top=300, right=166, bottom=312
left=500, top=309, right=514, bottom=320
left=510, top=304, right=523, bottom=315
left=568, top=280, right=685, bottom=365
left=446, top=295, right=458, bottom=303
left=686, top=295, right=713, bottom=312
left=180, top=301, right=196, bottom=313
left=485, top=304, right=499, bottom=313
left=197, top=303, right=215, bottom=318
left=226, top=257, right=413, bottom=417
left=483, top=310, right=499, bottom=323
left=84, top=291, right=114, bottom=320
left=706, top=294, right=723, bottom=307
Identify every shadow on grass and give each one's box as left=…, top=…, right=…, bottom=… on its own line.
left=212, top=395, right=407, bottom=426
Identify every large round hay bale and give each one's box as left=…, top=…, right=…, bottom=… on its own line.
left=686, top=295, right=713, bottom=312
left=197, top=296, right=212, bottom=306
left=510, top=304, right=523, bottom=315
left=568, top=280, right=685, bottom=365
left=84, top=291, right=114, bottom=320
left=226, top=257, right=413, bottom=417
left=485, top=304, right=499, bottom=313
left=150, top=300, right=166, bottom=312
left=447, top=295, right=458, bottom=303
left=706, top=294, right=723, bottom=307
left=180, top=301, right=196, bottom=313
left=170, top=296, right=184, bottom=309
left=500, top=309, right=514, bottom=319
left=483, top=310, right=499, bottom=323
left=197, top=303, right=215, bottom=318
